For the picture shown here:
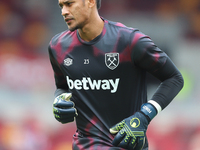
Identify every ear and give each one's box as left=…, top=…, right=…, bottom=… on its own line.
left=87, top=0, right=96, bottom=8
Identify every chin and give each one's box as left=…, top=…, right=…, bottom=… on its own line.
left=68, top=25, right=78, bottom=32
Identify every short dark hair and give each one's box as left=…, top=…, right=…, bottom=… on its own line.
left=96, top=0, right=101, bottom=9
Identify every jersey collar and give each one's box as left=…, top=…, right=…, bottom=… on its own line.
left=76, top=17, right=106, bottom=45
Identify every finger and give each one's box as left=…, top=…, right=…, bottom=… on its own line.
left=121, top=136, right=137, bottom=150
left=53, top=108, right=77, bottom=122
left=118, top=135, right=138, bottom=150
left=110, top=121, right=125, bottom=134
left=112, top=128, right=126, bottom=146
left=55, top=116, right=75, bottom=124
left=61, top=117, right=76, bottom=124
left=54, top=107, right=77, bottom=115
left=54, top=112, right=75, bottom=120
left=57, top=113, right=76, bottom=120
left=118, top=135, right=131, bottom=149
left=54, top=100, right=75, bottom=108
left=60, top=108, right=78, bottom=117
left=134, top=137, right=145, bottom=150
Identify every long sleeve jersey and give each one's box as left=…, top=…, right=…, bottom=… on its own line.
left=48, top=18, right=183, bottom=150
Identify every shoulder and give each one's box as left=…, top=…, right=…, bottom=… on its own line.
left=104, top=18, right=148, bottom=40
left=49, top=30, right=76, bottom=48
left=104, top=18, right=136, bottom=33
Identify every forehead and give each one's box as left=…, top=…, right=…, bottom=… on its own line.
left=58, top=0, right=82, bottom=3
left=58, top=0, right=71, bottom=3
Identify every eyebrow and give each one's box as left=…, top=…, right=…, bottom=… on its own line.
left=58, top=0, right=73, bottom=7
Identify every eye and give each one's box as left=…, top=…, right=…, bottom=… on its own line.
left=65, top=2, right=74, bottom=6
left=58, top=1, right=74, bottom=9
left=59, top=4, right=63, bottom=9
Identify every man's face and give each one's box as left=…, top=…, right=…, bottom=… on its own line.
left=58, top=0, right=90, bottom=31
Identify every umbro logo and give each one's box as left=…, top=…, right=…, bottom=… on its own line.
left=105, top=53, right=119, bottom=70
left=64, top=58, right=73, bottom=66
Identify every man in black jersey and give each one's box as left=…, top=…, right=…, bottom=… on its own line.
left=49, top=0, right=184, bottom=149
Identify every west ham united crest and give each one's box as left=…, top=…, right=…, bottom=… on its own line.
left=105, top=53, right=119, bottom=70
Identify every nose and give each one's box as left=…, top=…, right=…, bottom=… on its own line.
left=61, top=6, right=70, bottom=17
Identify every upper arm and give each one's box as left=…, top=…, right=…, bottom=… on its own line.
left=131, top=36, right=182, bottom=82
left=48, top=45, right=68, bottom=90
left=131, top=37, right=167, bottom=75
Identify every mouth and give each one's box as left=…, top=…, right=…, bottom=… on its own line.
left=65, top=18, right=74, bottom=24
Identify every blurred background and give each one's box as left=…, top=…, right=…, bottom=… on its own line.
left=0, top=0, right=200, bottom=149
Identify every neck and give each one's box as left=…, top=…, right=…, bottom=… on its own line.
left=78, top=14, right=104, bottom=42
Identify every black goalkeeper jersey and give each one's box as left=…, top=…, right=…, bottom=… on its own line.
left=48, top=18, right=183, bottom=150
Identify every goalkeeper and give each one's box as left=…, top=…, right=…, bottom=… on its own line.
left=49, top=0, right=184, bottom=149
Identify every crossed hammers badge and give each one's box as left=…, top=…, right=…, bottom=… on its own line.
left=105, top=53, right=119, bottom=70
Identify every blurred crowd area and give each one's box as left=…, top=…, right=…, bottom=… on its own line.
left=0, top=0, right=200, bottom=149
left=102, top=0, right=200, bottom=40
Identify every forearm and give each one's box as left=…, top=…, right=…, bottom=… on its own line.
left=149, top=58, right=184, bottom=110
left=151, top=73, right=183, bottom=109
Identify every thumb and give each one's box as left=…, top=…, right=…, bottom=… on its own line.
left=60, top=93, right=72, bottom=101
left=109, top=120, right=125, bottom=134
left=53, top=93, right=73, bottom=106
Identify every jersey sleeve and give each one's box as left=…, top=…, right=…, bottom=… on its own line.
left=48, top=45, right=69, bottom=97
left=130, top=30, right=184, bottom=109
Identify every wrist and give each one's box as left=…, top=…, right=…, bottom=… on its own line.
left=140, top=101, right=161, bottom=121
left=148, top=100, right=162, bottom=114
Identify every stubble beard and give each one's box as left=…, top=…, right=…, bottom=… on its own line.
left=67, top=19, right=86, bottom=32
left=67, top=24, right=78, bottom=32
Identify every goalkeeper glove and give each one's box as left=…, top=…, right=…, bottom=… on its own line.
left=53, top=93, right=78, bottom=124
left=110, top=103, right=157, bottom=150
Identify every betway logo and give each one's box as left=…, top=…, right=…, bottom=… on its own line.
left=66, top=76, right=120, bottom=93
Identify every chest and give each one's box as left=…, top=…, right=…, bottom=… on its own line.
left=60, top=46, right=126, bottom=78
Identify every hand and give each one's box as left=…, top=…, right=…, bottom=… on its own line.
left=53, top=93, right=78, bottom=124
left=110, top=103, right=158, bottom=149
left=110, top=112, right=149, bottom=150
